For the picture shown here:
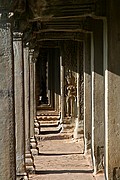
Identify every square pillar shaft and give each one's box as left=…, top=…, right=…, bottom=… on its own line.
left=24, top=47, right=35, bottom=172
left=77, top=42, right=81, bottom=121
left=29, top=50, right=38, bottom=156
left=24, top=46, right=30, bottom=153
left=60, top=54, right=65, bottom=123
left=84, top=34, right=91, bottom=153
left=29, top=49, right=34, bottom=138
left=54, top=49, right=60, bottom=112
left=74, top=42, right=83, bottom=139
left=33, top=62, right=36, bottom=119
left=91, top=20, right=104, bottom=173
left=13, top=32, right=27, bottom=178
left=0, top=20, right=16, bottom=179
left=105, top=1, right=120, bottom=179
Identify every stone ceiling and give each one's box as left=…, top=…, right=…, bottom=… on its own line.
left=0, top=0, right=106, bottom=47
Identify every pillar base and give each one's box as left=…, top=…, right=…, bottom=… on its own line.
left=25, top=152, right=35, bottom=173
left=30, top=136, right=39, bottom=155
left=73, top=118, right=79, bottom=139
left=59, top=117, right=64, bottom=131
left=16, top=172, right=28, bottom=180
left=60, top=117, right=63, bottom=125
left=34, top=119, right=40, bottom=135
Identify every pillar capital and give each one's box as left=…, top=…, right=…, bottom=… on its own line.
left=0, top=11, right=13, bottom=23
left=29, top=49, right=34, bottom=64
left=23, top=42, right=29, bottom=48
left=0, top=14, right=11, bottom=29
left=13, top=32, right=23, bottom=41
left=29, top=49, right=34, bottom=55
left=32, top=57, right=37, bottom=63
left=33, top=49, right=39, bottom=63
left=29, top=49, right=38, bottom=63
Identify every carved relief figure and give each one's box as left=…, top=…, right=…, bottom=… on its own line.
left=65, top=70, right=77, bottom=117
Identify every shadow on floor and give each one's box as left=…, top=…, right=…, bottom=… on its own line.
left=35, top=169, right=93, bottom=175
left=38, top=152, right=84, bottom=156
left=40, top=127, right=62, bottom=135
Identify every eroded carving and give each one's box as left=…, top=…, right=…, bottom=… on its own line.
left=113, top=167, right=120, bottom=180
left=97, top=146, right=104, bottom=170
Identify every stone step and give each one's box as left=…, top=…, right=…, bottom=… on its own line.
left=37, top=110, right=60, bottom=116
left=40, top=126, right=62, bottom=135
left=36, top=132, right=72, bottom=141
left=40, top=123, right=61, bottom=131
left=38, top=120, right=60, bottom=127
left=40, top=121, right=60, bottom=127
left=37, top=113, right=60, bottom=116
left=37, top=116, right=60, bottom=120
left=40, top=126, right=60, bottom=132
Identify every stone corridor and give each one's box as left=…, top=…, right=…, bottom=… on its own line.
left=1, top=1, right=120, bottom=180
left=29, top=110, right=104, bottom=180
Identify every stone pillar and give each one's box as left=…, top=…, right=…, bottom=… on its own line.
left=24, top=46, right=30, bottom=155
left=33, top=62, right=36, bottom=119
left=24, top=46, right=35, bottom=172
left=74, top=42, right=81, bottom=139
left=77, top=43, right=81, bottom=122
left=33, top=59, right=40, bottom=135
left=83, top=34, right=91, bottom=154
left=91, top=20, right=104, bottom=174
left=49, top=49, right=54, bottom=108
left=29, top=49, right=38, bottom=155
left=54, top=49, right=60, bottom=112
left=60, top=54, right=64, bottom=125
left=104, top=1, right=120, bottom=179
left=0, top=17, right=16, bottom=180
left=13, top=32, right=28, bottom=179
left=29, top=49, right=35, bottom=138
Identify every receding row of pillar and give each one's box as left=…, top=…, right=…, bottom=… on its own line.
left=0, top=19, right=38, bottom=180
left=59, top=13, right=120, bottom=180
left=84, top=16, right=120, bottom=180
left=1, top=3, right=120, bottom=180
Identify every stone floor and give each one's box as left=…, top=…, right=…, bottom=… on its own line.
left=29, top=132, right=105, bottom=180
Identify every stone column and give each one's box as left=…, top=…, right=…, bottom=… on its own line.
left=77, top=43, right=81, bottom=122
left=0, top=17, right=16, bottom=180
left=29, top=49, right=38, bottom=155
left=29, top=49, right=34, bottom=138
left=24, top=46, right=35, bottom=172
left=91, top=20, right=104, bottom=174
left=104, top=1, right=120, bottom=179
left=24, top=46, right=30, bottom=155
left=60, top=54, right=64, bottom=125
left=83, top=34, right=91, bottom=154
left=54, top=49, right=60, bottom=112
left=74, top=42, right=81, bottom=139
left=49, top=49, right=54, bottom=108
left=33, top=59, right=40, bottom=135
left=13, top=32, right=28, bottom=179
left=33, top=62, right=36, bottom=120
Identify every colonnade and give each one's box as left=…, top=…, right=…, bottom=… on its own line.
left=0, top=2, right=120, bottom=180
left=84, top=9, right=120, bottom=179
left=0, top=17, right=38, bottom=179
left=59, top=4, right=120, bottom=179
left=83, top=3, right=120, bottom=179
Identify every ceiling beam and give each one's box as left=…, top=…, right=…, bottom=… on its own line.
left=36, top=31, right=87, bottom=42
left=28, top=14, right=92, bottom=23
left=34, top=29, right=90, bottom=33
left=33, top=17, right=93, bottom=34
